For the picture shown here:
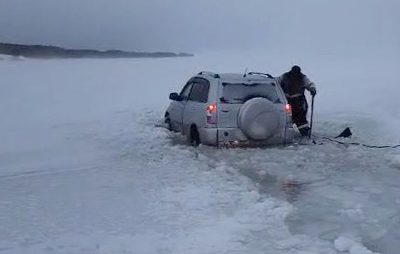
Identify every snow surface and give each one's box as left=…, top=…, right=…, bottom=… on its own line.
left=0, top=51, right=399, bottom=254
left=334, top=236, right=379, bottom=254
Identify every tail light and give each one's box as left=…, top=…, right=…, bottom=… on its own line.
left=285, top=104, right=292, bottom=114
left=206, top=103, right=217, bottom=124
left=285, top=103, right=293, bottom=124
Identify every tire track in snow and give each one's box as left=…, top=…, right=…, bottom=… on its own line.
left=0, top=163, right=116, bottom=181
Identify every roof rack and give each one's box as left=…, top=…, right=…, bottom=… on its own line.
left=198, top=71, right=220, bottom=78
left=247, top=72, right=274, bottom=79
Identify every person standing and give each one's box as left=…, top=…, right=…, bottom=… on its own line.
left=279, top=65, right=317, bottom=136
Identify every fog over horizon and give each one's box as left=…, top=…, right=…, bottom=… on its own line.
left=1, top=0, right=399, bottom=55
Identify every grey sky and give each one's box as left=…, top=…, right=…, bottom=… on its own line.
left=0, top=0, right=399, bottom=53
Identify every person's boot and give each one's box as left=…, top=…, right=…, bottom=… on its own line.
left=299, top=127, right=310, bottom=137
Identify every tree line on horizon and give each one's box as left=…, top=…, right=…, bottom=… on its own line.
left=0, top=42, right=193, bottom=59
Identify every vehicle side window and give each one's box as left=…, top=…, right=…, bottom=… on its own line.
left=179, top=82, right=193, bottom=100
left=188, top=79, right=210, bottom=103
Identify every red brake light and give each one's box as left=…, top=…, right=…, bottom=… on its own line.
left=206, top=103, right=217, bottom=114
left=285, top=104, right=292, bottom=113
left=206, top=103, right=218, bottom=124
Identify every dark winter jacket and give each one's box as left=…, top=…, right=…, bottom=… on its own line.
left=279, top=72, right=316, bottom=98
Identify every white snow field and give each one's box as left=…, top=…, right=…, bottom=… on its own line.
left=1, top=50, right=399, bottom=254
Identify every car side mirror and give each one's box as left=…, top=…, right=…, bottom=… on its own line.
left=169, top=92, right=181, bottom=101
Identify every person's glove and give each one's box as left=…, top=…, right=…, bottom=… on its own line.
left=309, top=87, right=317, bottom=96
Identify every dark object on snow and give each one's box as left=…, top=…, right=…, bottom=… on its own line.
left=313, top=127, right=400, bottom=149
left=335, top=127, right=352, bottom=138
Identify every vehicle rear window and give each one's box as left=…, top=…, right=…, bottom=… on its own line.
left=221, top=83, right=280, bottom=103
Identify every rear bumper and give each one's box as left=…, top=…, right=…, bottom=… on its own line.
left=285, top=126, right=295, bottom=143
left=198, top=127, right=247, bottom=146
left=199, top=126, right=295, bottom=147
left=198, top=128, right=218, bottom=146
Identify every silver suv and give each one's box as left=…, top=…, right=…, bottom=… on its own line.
left=164, top=71, right=295, bottom=147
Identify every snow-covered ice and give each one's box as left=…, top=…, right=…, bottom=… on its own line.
left=334, top=236, right=380, bottom=254
left=0, top=50, right=399, bottom=253
left=390, top=155, right=400, bottom=170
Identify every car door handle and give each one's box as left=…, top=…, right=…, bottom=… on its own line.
left=221, top=109, right=230, bottom=112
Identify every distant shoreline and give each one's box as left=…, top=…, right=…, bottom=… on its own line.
left=0, top=42, right=194, bottom=59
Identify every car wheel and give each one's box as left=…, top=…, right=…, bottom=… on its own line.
left=165, top=116, right=172, bottom=131
left=190, top=126, right=200, bottom=147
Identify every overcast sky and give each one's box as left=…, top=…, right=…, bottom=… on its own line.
left=0, top=0, right=399, bottom=53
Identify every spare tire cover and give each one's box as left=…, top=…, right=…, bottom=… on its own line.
left=238, top=97, right=280, bottom=140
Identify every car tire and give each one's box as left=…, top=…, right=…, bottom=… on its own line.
left=165, top=116, right=172, bottom=131
left=190, top=125, right=200, bottom=147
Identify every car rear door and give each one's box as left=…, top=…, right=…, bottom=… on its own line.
left=169, top=81, right=193, bottom=132
left=182, top=78, right=210, bottom=133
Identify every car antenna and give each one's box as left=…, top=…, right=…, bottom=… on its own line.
left=243, top=67, right=248, bottom=77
